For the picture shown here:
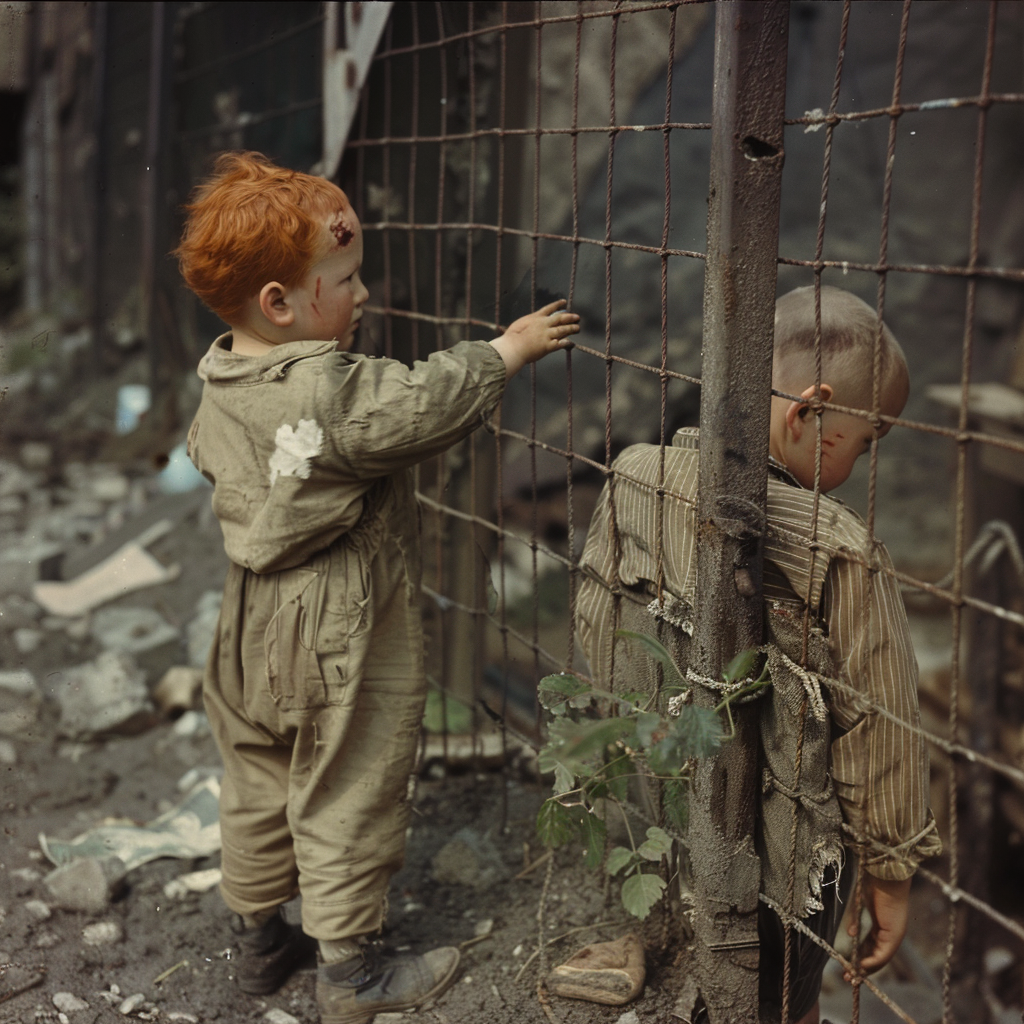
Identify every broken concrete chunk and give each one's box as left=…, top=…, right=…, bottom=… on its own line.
left=44, top=856, right=127, bottom=913
left=52, top=651, right=155, bottom=739
left=546, top=933, right=645, bottom=1007
left=90, top=606, right=180, bottom=678
left=90, top=472, right=131, bottom=504
left=82, top=919, right=124, bottom=945
left=171, top=709, right=209, bottom=739
left=52, top=992, right=90, bottom=1013
left=0, top=540, right=64, bottom=598
left=154, top=666, right=204, bottom=717
left=0, top=669, right=41, bottom=736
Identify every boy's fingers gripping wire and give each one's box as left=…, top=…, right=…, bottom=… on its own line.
left=490, top=298, right=581, bottom=378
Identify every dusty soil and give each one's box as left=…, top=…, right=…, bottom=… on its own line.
left=1, top=720, right=685, bottom=1024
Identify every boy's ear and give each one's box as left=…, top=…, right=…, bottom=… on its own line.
left=258, top=282, right=295, bottom=327
left=785, top=383, right=834, bottom=438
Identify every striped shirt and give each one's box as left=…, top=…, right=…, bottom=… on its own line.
left=577, top=430, right=940, bottom=880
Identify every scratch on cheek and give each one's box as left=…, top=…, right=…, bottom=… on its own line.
left=311, top=302, right=321, bottom=318
left=315, top=276, right=321, bottom=300
left=330, top=213, right=354, bottom=248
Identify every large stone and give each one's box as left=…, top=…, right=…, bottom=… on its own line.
left=52, top=992, right=90, bottom=1013
left=44, top=857, right=126, bottom=913
left=51, top=652, right=155, bottom=739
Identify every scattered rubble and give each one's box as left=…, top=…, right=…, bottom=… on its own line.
left=24, top=899, right=51, bottom=921
left=82, top=919, right=124, bottom=945
left=52, top=651, right=154, bottom=739
left=52, top=991, right=90, bottom=1013
left=163, top=867, right=221, bottom=899
left=546, top=933, right=646, bottom=1006
left=0, top=668, right=40, bottom=735
left=90, top=606, right=180, bottom=678
left=263, top=1009, right=301, bottom=1024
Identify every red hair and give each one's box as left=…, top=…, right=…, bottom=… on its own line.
left=175, top=152, right=351, bottom=323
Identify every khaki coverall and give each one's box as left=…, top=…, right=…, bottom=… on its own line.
left=189, top=335, right=506, bottom=940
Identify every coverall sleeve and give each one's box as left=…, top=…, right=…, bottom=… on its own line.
left=823, top=543, right=942, bottom=880
left=319, top=340, right=507, bottom=478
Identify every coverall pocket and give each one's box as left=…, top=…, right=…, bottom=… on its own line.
left=264, top=561, right=330, bottom=711
left=316, top=540, right=372, bottom=694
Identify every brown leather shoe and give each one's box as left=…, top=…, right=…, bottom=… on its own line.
left=230, top=910, right=315, bottom=995
left=316, top=946, right=460, bottom=1024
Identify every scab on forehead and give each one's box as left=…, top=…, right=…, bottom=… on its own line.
left=330, top=212, right=354, bottom=248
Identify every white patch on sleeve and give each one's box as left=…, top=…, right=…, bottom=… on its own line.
left=269, top=419, right=324, bottom=486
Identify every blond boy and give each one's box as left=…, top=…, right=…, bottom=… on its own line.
left=177, top=152, right=579, bottom=1024
left=577, top=286, right=939, bottom=1024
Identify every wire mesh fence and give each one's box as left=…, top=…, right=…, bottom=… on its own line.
left=336, top=1, right=1024, bottom=1020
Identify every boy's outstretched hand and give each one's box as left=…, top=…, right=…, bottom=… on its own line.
left=490, top=299, right=580, bottom=379
left=843, top=875, right=911, bottom=981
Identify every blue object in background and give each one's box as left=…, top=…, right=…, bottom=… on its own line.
left=116, top=385, right=152, bottom=434
left=158, top=441, right=210, bottom=493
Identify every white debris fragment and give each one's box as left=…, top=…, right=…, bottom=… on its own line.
left=163, top=867, right=222, bottom=899
left=269, top=419, right=323, bottom=486
left=263, top=1010, right=301, bottom=1024
left=53, top=992, right=90, bottom=1013
left=166, top=1014, right=199, bottom=1023
left=119, top=992, right=147, bottom=1015
left=474, top=918, right=494, bottom=937
left=13, top=627, right=42, bottom=654
left=11, top=867, right=41, bottom=883
left=83, top=920, right=124, bottom=945
left=171, top=710, right=210, bottom=739
left=24, top=898, right=51, bottom=920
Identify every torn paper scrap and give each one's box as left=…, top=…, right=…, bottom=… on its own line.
left=33, top=520, right=180, bottom=617
left=39, top=778, right=220, bottom=872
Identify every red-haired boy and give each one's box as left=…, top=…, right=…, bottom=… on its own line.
left=177, top=152, right=579, bottom=1024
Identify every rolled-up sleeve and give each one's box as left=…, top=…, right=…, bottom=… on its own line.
left=824, top=543, right=942, bottom=880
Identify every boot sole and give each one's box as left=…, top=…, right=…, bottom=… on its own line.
left=318, top=949, right=461, bottom=1024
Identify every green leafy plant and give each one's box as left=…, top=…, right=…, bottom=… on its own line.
left=535, top=631, right=770, bottom=919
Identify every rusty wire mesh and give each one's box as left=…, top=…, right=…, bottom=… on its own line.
left=339, top=1, right=1024, bottom=1020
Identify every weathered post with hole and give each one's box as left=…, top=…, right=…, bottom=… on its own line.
left=689, top=2, right=790, bottom=1021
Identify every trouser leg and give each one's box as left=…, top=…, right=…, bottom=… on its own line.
left=290, top=551, right=426, bottom=942
left=204, top=563, right=299, bottom=917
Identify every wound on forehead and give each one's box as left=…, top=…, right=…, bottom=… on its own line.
left=330, top=212, right=354, bottom=248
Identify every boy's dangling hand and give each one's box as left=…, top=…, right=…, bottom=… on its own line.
left=842, top=875, right=911, bottom=981
left=490, top=299, right=581, bottom=378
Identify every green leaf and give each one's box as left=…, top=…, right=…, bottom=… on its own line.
left=621, top=872, right=666, bottom=920
left=606, top=846, right=635, bottom=876
left=538, top=674, right=592, bottom=715
left=637, top=826, right=673, bottom=861
left=477, top=543, right=500, bottom=616
left=664, top=778, right=690, bottom=832
left=536, top=799, right=575, bottom=848
left=553, top=763, right=576, bottom=795
left=723, top=648, right=761, bottom=684
left=634, top=711, right=661, bottom=749
left=672, top=704, right=726, bottom=759
left=614, top=630, right=683, bottom=686
left=568, top=805, right=607, bottom=868
left=563, top=717, right=636, bottom=762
